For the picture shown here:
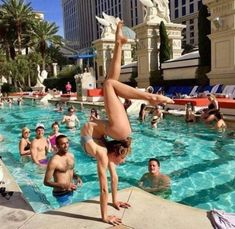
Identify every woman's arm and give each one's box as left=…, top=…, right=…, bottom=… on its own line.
left=19, top=140, right=31, bottom=156
left=97, top=154, right=109, bottom=222
left=108, top=161, right=118, bottom=204
left=97, top=151, right=122, bottom=225
left=108, top=160, right=131, bottom=210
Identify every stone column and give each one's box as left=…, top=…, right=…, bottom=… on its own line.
left=52, top=63, right=58, bottom=77
left=203, top=0, right=235, bottom=85
left=93, top=38, right=135, bottom=86
left=134, top=22, right=160, bottom=88
left=77, top=58, right=83, bottom=70
left=133, top=21, right=184, bottom=88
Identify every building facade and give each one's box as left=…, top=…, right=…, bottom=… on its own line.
left=170, top=0, right=203, bottom=48
left=62, top=0, right=96, bottom=50
left=62, top=0, right=144, bottom=51
left=62, top=0, right=205, bottom=51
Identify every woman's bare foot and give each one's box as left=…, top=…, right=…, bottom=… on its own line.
left=116, top=21, right=127, bottom=44
left=149, top=94, right=174, bottom=106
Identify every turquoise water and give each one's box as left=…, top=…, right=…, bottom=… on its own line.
left=0, top=101, right=235, bottom=213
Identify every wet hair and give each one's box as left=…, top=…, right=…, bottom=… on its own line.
left=68, top=106, right=75, bottom=112
left=139, top=103, right=147, bottom=119
left=207, top=94, right=216, bottom=100
left=148, top=158, right=160, bottom=167
left=21, top=127, right=30, bottom=137
left=105, top=137, right=132, bottom=157
left=91, top=108, right=98, bottom=117
left=51, top=121, right=59, bottom=128
left=55, top=134, right=67, bottom=145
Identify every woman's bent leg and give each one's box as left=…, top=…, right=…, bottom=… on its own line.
left=103, top=80, right=131, bottom=140
left=103, top=79, right=173, bottom=140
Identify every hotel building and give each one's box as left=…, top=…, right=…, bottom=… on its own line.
left=169, top=0, right=203, bottom=47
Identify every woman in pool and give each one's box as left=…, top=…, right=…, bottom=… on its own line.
left=89, top=108, right=100, bottom=121
left=48, top=121, right=61, bottom=153
left=19, top=127, right=31, bottom=157
left=151, top=106, right=163, bottom=128
left=201, top=94, right=219, bottom=123
left=80, top=21, right=173, bottom=225
left=185, top=102, right=196, bottom=123
left=139, top=103, right=147, bottom=122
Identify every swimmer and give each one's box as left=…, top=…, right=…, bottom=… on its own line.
left=151, top=106, right=163, bottom=128
left=31, top=123, right=49, bottom=166
left=89, top=108, right=100, bottom=121
left=61, top=107, right=80, bottom=129
left=19, top=127, right=31, bottom=157
left=48, top=122, right=61, bottom=153
left=138, top=158, right=171, bottom=193
left=44, top=135, right=82, bottom=206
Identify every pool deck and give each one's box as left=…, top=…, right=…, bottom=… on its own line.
left=0, top=159, right=213, bottom=229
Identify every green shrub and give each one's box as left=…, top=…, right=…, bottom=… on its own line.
left=44, top=77, right=76, bottom=93
left=149, top=70, right=162, bottom=85
left=1, top=83, right=17, bottom=93
left=129, top=71, right=138, bottom=87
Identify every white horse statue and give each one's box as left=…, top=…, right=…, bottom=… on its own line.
left=139, top=0, right=170, bottom=23
left=96, top=12, right=121, bottom=39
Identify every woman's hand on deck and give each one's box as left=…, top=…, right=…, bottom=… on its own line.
left=103, top=215, right=122, bottom=225
left=113, top=201, right=131, bottom=210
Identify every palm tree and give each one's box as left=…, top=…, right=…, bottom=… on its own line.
left=0, top=0, right=34, bottom=54
left=29, top=20, right=63, bottom=70
left=0, top=17, right=17, bottom=60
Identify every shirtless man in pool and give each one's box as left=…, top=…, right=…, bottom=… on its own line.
left=61, top=107, right=80, bottom=129
left=31, top=123, right=49, bottom=166
left=44, top=135, right=82, bottom=206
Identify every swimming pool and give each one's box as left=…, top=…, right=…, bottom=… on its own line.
left=0, top=101, right=235, bottom=213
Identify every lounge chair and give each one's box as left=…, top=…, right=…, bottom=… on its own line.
left=217, top=85, right=235, bottom=98
left=180, top=86, right=194, bottom=96
left=189, top=86, right=199, bottom=97
left=210, top=84, right=223, bottom=94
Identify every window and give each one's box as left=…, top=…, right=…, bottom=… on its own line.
left=190, top=25, right=194, bottom=30
left=182, top=0, right=185, bottom=5
left=182, top=6, right=186, bottom=16
left=175, top=0, right=178, bottom=8
left=198, top=1, right=202, bottom=10
left=175, top=9, right=178, bottom=18
left=190, top=32, right=194, bottom=37
left=190, top=19, right=194, bottom=24
left=190, top=4, right=194, bottom=13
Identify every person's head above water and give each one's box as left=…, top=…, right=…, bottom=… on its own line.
left=148, top=158, right=160, bottom=175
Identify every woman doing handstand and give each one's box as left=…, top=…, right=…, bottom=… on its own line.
left=80, top=21, right=174, bottom=225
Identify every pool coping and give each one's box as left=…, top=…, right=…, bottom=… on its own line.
left=0, top=158, right=213, bottom=229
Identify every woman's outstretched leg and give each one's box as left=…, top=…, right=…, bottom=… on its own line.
left=106, top=21, right=127, bottom=81
left=103, top=21, right=131, bottom=140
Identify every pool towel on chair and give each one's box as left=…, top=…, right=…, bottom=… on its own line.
left=208, top=209, right=235, bottom=229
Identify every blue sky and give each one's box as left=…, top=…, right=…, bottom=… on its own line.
left=25, top=0, right=64, bottom=36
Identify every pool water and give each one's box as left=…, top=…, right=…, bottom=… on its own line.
left=0, top=101, right=235, bottom=213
